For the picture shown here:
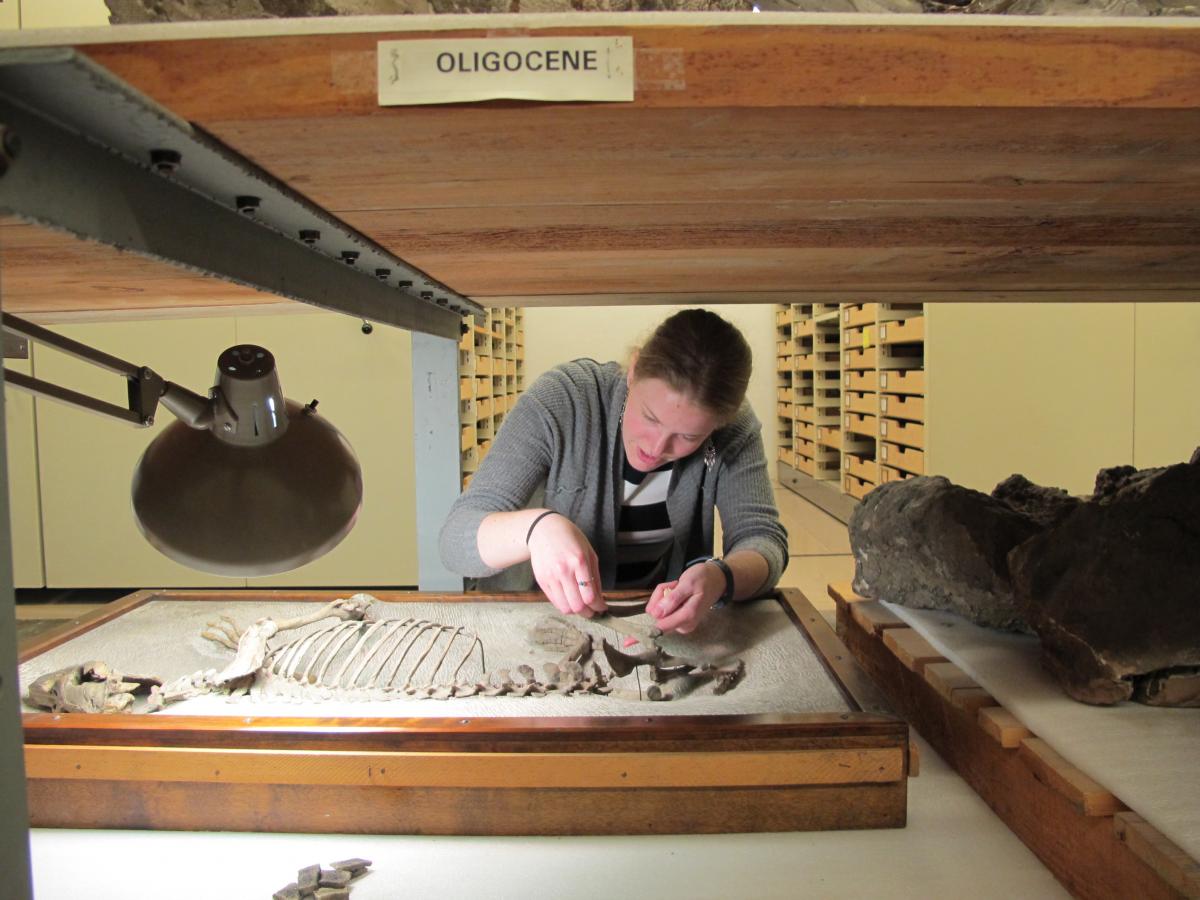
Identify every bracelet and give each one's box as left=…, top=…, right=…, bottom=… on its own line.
left=525, top=510, right=559, bottom=545
left=685, top=555, right=735, bottom=608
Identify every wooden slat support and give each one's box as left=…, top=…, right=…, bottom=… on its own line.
left=834, top=589, right=1186, bottom=900
left=882, top=628, right=946, bottom=674
left=1114, top=812, right=1200, bottom=899
left=978, top=707, right=1033, bottom=749
left=922, top=661, right=998, bottom=715
left=1017, top=738, right=1125, bottom=818
left=827, top=581, right=867, bottom=605
left=850, top=601, right=906, bottom=635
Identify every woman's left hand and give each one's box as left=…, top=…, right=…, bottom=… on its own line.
left=646, top=561, right=726, bottom=634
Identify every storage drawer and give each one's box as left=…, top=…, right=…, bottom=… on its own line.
left=844, top=453, right=879, bottom=484
left=793, top=318, right=816, bottom=338
left=776, top=386, right=791, bottom=401
left=880, top=418, right=925, bottom=449
left=777, top=401, right=794, bottom=418
left=844, top=412, right=878, bottom=437
left=845, top=391, right=877, bottom=415
left=879, top=316, right=925, bottom=344
left=475, top=396, right=493, bottom=419
left=879, top=393, right=924, bottom=421
left=879, top=369, right=925, bottom=395
left=775, top=308, right=789, bottom=327
left=844, top=370, right=877, bottom=393
left=794, top=453, right=816, bottom=476
left=842, top=303, right=878, bottom=329
left=475, top=376, right=490, bottom=396
left=880, top=464, right=915, bottom=484
left=460, top=424, right=477, bottom=453
left=795, top=403, right=817, bottom=423
left=816, top=425, right=842, bottom=450
left=776, top=356, right=792, bottom=373
left=794, top=351, right=814, bottom=370
left=843, top=347, right=877, bottom=370
left=880, top=441, right=924, bottom=474
left=844, top=474, right=875, bottom=501
left=842, top=325, right=874, bottom=349
left=459, top=377, right=473, bottom=400
left=796, top=420, right=817, bottom=442
left=777, top=446, right=791, bottom=463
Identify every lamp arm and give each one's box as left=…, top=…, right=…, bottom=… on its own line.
left=1, top=311, right=168, bottom=426
left=159, top=382, right=215, bottom=429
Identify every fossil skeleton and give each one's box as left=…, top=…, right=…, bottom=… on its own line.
left=25, top=594, right=745, bottom=713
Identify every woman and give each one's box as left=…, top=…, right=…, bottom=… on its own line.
left=439, top=309, right=787, bottom=634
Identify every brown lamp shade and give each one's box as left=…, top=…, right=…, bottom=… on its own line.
left=131, top=399, right=362, bottom=577
left=130, top=345, right=363, bottom=577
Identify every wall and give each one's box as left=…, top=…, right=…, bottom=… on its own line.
left=925, top=302, right=1200, bottom=496
left=523, top=304, right=779, bottom=465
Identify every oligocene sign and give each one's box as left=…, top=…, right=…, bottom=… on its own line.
left=377, top=37, right=634, bottom=106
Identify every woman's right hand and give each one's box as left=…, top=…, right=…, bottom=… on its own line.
left=526, top=513, right=606, bottom=618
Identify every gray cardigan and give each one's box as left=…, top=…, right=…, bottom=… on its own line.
left=439, top=359, right=788, bottom=592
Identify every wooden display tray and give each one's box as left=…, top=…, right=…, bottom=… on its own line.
left=828, top=582, right=1200, bottom=900
left=20, top=589, right=911, bottom=837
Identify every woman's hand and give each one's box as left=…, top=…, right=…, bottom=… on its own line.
left=646, top=561, right=725, bottom=634
left=526, top=513, right=606, bottom=618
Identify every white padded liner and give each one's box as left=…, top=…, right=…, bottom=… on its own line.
left=19, top=596, right=851, bottom=718
left=886, top=602, right=1200, bottom=862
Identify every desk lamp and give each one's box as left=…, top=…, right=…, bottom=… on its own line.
left=2, top=312, right=362, bottom=576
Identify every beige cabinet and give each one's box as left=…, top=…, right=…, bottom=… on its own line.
left=777, top=300, right=1199, bottom=504
left=3, top=353, right=44, bottom=587
left=9, top=311, right=417, bottom=588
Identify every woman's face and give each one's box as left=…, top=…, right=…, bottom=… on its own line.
left=622, top=372, right=721, bottom=473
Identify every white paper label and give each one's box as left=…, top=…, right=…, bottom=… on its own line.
left=881, top=396, right=888, bottom=412
left=881, top=420, right=888, bottom=435
left=881, top=372, right=888, bottom=388
left=378, top=37, right=634, bottom=106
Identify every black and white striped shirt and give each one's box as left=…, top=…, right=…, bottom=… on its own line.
left=615, top=456, right=673, bottom=587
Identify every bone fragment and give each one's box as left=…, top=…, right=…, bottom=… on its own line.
left=319, top=868, right=351, bottom=888
left=330, top=858, right=372, bottom=876
left=297, top=864, right=321, bottom=890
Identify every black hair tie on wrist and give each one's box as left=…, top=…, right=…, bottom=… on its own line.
left=525, top=510, right=559, bottom=545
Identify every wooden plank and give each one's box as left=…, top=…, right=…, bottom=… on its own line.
left=830, top=585, right=868, bottom=607
left=882, top=628, right=946, bottom=674
left=1113, top=812, right=1200, bottom=898
left=836, top=608, right=1181, bottom=900
left=27, top=779, right=906, bottom=835
left=851, top=601, right=906, bottom=636
left=27, top=745, right=904, bottom=789
left=950, top=687, right=999, bottom=716
left=80, top=25, right=1200, bottom=117
left=978, top=706, right=1033, bottom=750
left=1018, top=738, right=1125, bottom=818
left=922, top=661, right=979, bottom=701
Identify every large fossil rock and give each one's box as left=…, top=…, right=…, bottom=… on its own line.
left=850, top=452, right=1200, bottom=707
left=849, top=475, right=1039, bottom=631
left=1008, top=454, right=1200, bottom=706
